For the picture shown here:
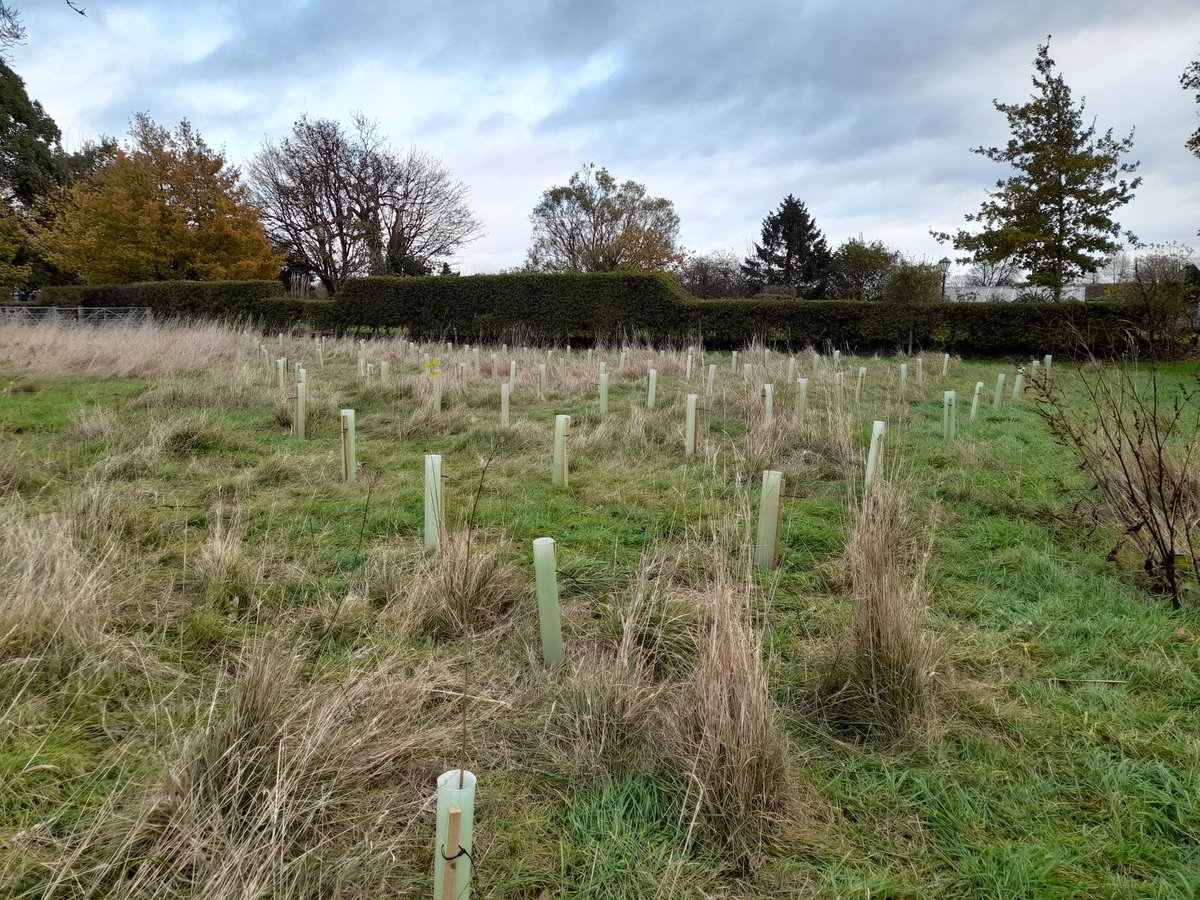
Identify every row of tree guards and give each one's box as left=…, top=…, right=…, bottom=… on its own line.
left=255, top=334, right=1054, bottom=898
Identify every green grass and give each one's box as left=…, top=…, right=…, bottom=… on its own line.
left=0, top=327, right=1197, bottom=898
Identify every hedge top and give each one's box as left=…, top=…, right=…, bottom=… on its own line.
left=28, top=273, right=1147, bottom=356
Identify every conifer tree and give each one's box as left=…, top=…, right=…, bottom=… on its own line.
left=742, top=194, right=831, bottom=298
left=935, top=40, right=1140, bottom=300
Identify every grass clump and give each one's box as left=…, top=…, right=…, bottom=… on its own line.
left=40, top=648, right=459, bottom=900
left=817, top=478, right=937, bottom=740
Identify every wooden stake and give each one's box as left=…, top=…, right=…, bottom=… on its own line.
left=441, top=806, right=462, bottom=900
left=340, top=409, right=356, bottom=483
left=865, top=420, right=885, bottom=495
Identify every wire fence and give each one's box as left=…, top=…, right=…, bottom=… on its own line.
left=0, top=307, right=153, bottom=325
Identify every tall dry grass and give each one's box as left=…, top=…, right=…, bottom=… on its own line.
left=0, top=516, right=122, bottom=690
left=818, top=477, right=936, bottom=739
left=0, top=319, right=247, bottom=379
left=539, top=515, right=792, bottom=865
left=33, top=648, right=463, bottom=900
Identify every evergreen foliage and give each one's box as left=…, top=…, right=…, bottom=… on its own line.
left=935, top=40, right=1141, bottom=299
left=741, top=194, right=831, bottom=298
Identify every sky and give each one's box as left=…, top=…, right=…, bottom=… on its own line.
left=10, top=0, right=1200, bottom=276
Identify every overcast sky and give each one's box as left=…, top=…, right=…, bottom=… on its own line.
left=11, top=0, right=1200, bottom=275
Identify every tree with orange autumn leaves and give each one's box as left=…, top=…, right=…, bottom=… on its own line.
left=37, top=114, right=280, bottom=284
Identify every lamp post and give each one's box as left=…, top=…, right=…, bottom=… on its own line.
left=938, top=257, right=951, bottom=300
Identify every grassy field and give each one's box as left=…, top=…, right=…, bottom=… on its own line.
left=0, top=320, right=1197, bottom=899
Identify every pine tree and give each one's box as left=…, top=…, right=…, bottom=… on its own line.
left=742, top=195, right=831, bottom=298
left=935, top=40, right=1140, bottom=300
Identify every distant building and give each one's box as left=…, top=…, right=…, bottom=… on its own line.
left=946, top=285, right=1087, bottom=303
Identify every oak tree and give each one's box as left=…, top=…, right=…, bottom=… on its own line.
left=249, top=116, right=481, bottom=293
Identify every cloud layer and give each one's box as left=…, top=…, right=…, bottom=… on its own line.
left=14, top=0, right=1200, bottom=273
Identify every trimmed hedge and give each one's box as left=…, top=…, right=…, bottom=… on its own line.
left=32, top=281, right=337, bottom=331
left=337, top=273, right=690, bottom=340
left=679, top=298, right=1143, bottom=356
left=17, top=276, right=1150, bottom=357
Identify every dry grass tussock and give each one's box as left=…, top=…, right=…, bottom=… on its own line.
left=669, top=534, right=790, bottom=864
left=539, top=519, right=792, bottom=864
left=0, top=515, right=125, bottom=691
left=193, top=505, right=260, bottom=612
left=0, top=319, right=246, bottom=379
left=129, top=358, right=276, bottom=411
left=817, top=477, right=936, bottom=739
left=89, top=409, right=233, bottom=480
left=368, top=532, right=528, bottom=641
left=572, top=401, right=672, bottom=454
left=33, top=648, right=464, bottom=900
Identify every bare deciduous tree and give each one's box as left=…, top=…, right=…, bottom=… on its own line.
left=676, top=249, right=752, bottom=298
left=963, top=257, right=1021, bottom=288
left=249, top=116, right=482, bottom=293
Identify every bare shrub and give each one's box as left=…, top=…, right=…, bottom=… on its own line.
left=819, top=478, right=935, bottom=739
left=1035, top=360, right=1200, bottom=608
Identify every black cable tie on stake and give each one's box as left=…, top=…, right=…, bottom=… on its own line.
left=440, top=842, right=471, bottom=862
